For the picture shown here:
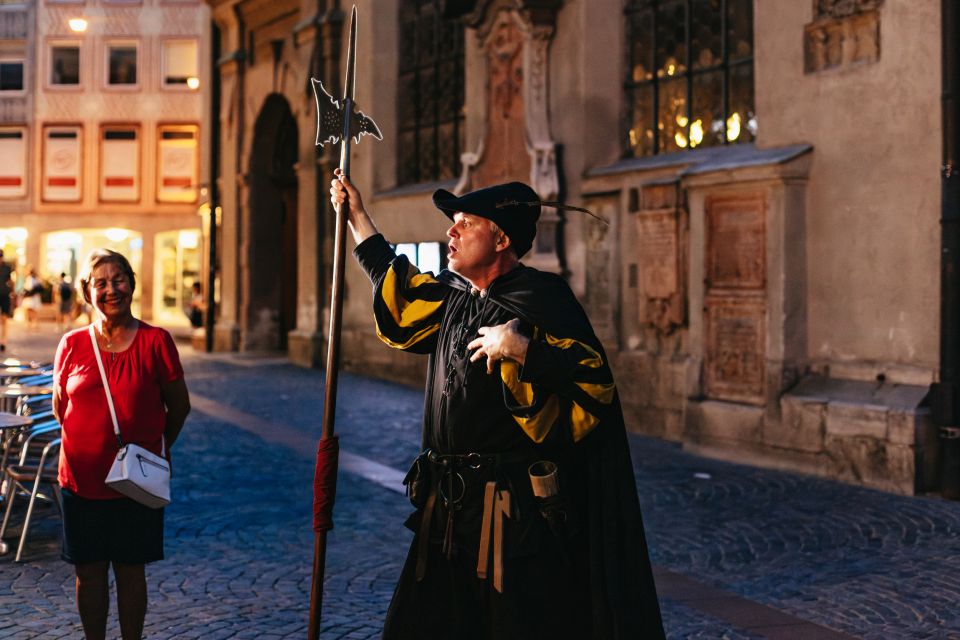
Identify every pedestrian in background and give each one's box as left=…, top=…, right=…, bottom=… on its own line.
left=187, top=281, right=204, bottom=329
left=331, top=172, right=664, bottom=639
left=57, top=272, right=74, bottom=332
left=20, top=266, right=41, bottom=330
left=53, top=249, right=191, bottom=640
left=0, top=250, right=14, bottom=351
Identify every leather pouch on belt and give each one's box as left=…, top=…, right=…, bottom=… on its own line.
left=403, top=453, right=431, bottom=509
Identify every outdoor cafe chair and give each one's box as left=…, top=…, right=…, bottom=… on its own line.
left=16, top=393, right=52, bottom=418
left=0, top=436, right=62, bottom=561
left=15, top=374, right=53, bottom=387
left=11, top=420, right=60, bottom=466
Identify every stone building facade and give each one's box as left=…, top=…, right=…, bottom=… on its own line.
left=0, top=0, right=207, bottom=325
left=207, top=0, right=940, bottom=495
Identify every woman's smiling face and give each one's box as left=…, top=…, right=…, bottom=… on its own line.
left=89, top=261, right=134, bottom=321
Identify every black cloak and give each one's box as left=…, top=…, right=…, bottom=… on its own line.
left=355, top=235, right=665, bottom=639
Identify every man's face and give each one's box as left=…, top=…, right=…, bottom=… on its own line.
left=446, top=212, right=502, bottom=280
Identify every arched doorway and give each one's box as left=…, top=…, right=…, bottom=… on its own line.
left=246, top=93, right=299, bottom=350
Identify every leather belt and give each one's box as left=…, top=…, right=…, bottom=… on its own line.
left=476, top=481, right=511, bottom=592
left=412, top=449, right=521, bottom=592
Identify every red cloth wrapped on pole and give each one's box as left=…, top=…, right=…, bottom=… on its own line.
left=313, top=436, right=340, bottom=532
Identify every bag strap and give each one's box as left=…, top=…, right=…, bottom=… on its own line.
left=89, top=325, right=123, bottom=449
left=88, top=324, right=167, bottom=456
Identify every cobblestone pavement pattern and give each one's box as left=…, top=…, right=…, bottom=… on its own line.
left=1, top=328, right=960, bottom=639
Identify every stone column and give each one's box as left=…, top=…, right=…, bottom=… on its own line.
left=211, top=21, right=243, bottom=351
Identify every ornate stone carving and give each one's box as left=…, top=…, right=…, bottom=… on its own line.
left=705, top=295, right=766, bottom=405
left=805, top=1, right=881, bottom=74
left=636, top=182, right=686, bottom=333
left=706, top=194, right=766, bottom=291
left=468, top=11, right=529, bottom=188
left=584, top=202, right=616, bottom=343
left=704, top=193, right=767, bottom=405
left=456, top=0, right=562, bottom=272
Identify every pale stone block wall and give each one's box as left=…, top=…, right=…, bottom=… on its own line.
left=756, top=0, right=940, bottom=378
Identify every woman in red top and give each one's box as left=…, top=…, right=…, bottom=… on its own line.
left=53, top=249, right=190, bottom=640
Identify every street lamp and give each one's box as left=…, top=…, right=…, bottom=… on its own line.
left=186, top=76, right=200, bottom=90
left=68, top=18, right=88, bottom=33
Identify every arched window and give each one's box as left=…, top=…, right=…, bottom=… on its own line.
left=624, top=0, right=755, bottom=157
left=398, top=0, right=465, bottom=184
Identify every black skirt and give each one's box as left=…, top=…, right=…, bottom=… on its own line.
left=60, top=487, right=164, bottom=565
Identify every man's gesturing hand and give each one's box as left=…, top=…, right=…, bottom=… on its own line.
left=468, top=318, right=530, bottom=374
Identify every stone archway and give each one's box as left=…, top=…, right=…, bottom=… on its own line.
left=245, top=93, right=299, bottom=350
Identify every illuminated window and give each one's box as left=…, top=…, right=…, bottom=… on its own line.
left=153, top=229, right=201, bottom=326
left=161, top=40, right=197, bottom=88
left=397, top=0, right=464, bottom=185
left=394, top=241, right=444, bottom=275
left=50, top=44, right=81, bottom=86
left=156, top=124, right=199, bottom=203
left=106, top=43, right=138, bottom=86
left=0, top=60, right=24, bottom=92
left=624, top=0, right=755, bottom=156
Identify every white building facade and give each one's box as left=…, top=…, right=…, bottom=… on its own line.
left=0, top=0, right=209, bottom=325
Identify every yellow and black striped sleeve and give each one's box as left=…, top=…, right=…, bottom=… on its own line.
left=354, top=234, right=448, bottom=354
left=500, top=329, right=615, bottom=443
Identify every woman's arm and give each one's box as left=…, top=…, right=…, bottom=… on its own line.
left=160, top=377, right=190, bottom=449
left=52, top=384, right=64, bottom=425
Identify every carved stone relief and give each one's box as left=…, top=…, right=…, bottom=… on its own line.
left=704, top=193, right=767, bottom=405
left=584, top=201, right=617, bottom=343
left=705, top=295, right=766, bottom=405
left=706, top=194, right=766, bottom=291
left=805, top=2, right=882, bottom=74
left=456, top=1, right=562, bottom=272
left=636, top=182, right=686, bottom=333
left=470, top=12, right=530, bottom=188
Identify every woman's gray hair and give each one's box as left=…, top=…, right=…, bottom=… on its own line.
left=78, top=248, right=136, bottom=305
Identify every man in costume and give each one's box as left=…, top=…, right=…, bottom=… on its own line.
left=330, top=170, right=665, bottom=639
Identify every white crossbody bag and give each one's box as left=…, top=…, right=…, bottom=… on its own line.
left=90, top=326, right=171, bottom=509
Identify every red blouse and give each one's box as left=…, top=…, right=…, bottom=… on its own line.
left=55, top=322, right=184, bottom=499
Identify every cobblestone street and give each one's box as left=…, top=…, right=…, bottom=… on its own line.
left=2, top=327, right=960, bottom=638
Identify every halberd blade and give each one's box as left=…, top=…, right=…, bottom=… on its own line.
left=312, top=78, right=344, bottom=147
left=343, top=6, right=357, bottom=102
left=349, top=108, right=383, bottom=144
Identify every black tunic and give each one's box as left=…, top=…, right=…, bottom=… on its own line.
left=354, top=234, right=665, bottom=640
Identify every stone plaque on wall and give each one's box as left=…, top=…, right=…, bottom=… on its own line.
left=638, top=211, right=677, bottom=299
left=706, top=194, right=766, bottom=291
left=705, top=295, right=766, bottom=405
left=636, top=182, right=686, bottom=333
left=585, top=200, right=617, bottom=343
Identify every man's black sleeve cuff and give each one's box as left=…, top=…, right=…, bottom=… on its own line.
left=353, top=234, right=394, bottom=284
left=518, top=338, right=570, bottom=389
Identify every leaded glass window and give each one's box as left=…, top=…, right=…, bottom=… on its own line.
left=625, top=0, right=756, bottom=157
left=398, top=0, right=465, bottom=185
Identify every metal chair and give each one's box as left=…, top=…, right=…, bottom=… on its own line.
left=0, top=437, right=62, bottom=561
